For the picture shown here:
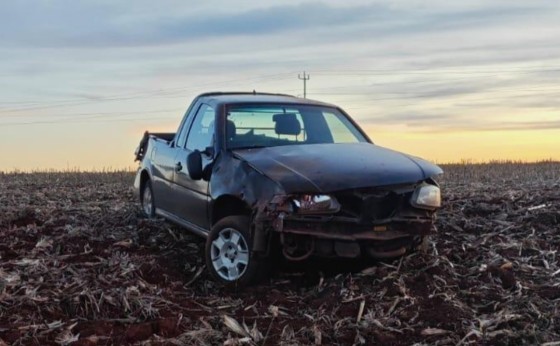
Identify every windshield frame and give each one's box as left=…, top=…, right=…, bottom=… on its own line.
left=222, top=102, right=372, bottom=150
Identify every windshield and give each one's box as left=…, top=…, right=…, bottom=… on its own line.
left=226, top=104, right=367, bottom=149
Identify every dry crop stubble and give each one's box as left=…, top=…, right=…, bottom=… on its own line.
left=0, top=163, right=558, bottom=345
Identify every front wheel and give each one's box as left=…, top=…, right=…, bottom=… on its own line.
left=205, top=216, right=264, bottom=287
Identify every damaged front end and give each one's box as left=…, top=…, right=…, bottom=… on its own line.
left=260, top=181, right=441, bottom=260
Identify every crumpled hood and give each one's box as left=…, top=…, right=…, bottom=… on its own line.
left=233, top=143, right=443, bottom=193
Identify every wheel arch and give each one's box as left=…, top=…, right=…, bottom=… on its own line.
left=210, top=195, right=252, bottom=226
left=139, top=169, right=151, bottom=197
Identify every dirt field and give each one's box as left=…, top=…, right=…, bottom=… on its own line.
left=0, top=163, right=559, bottom=345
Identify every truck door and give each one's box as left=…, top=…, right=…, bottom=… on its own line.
left=150, top=101, right=200, bottom=213
left=171, top=103, right=214, bottom=230
left=150, top=142, right=178, bottom=213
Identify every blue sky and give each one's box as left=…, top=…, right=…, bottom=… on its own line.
left=1, top=0, right=559, bottom=170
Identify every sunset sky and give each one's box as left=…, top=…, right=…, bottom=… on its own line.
left=1, top=0, right=559, bottom=171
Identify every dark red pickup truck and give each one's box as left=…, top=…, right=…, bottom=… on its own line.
left=134, top=92, right=443, bottom=286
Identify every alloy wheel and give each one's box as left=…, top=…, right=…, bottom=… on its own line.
left=210, top=228, right=249, bottom=281
left=142, top=185, right=153, bottom=216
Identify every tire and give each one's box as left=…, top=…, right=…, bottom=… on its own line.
left=205, top=216, right=264, bottom=288
left=141, top=180, right=156, bottom=218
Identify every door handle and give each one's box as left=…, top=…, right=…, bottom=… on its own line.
left=175, top=162, right=182, bottom=172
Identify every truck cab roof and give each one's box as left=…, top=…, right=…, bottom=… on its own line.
left=196, top=92, right=338, bottom=108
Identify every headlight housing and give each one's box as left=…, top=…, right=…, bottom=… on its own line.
left=292, top=194, right=341, bottom=214
left=411, top=185, right=441, bottom=210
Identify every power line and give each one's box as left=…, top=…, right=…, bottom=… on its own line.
left=312, top=66, right=560, bottom=75
left=0, top=114, right=179, bottom=127
left=0, top=72, right=298, bottom=113
left=5, top=86, right=557, bottom=127
left=5, top=82, right=560, bottom=126
left=3, top=65, right=559, bottom=113
left=3, top=67, right=560, bottom=126
left=0, top=108, right=181, bottom=121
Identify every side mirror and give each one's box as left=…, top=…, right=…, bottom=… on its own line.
left=187, top=150, right=203, bottom=180
left=203, top=146, right=214, bottom=157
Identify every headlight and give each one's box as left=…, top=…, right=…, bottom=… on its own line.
left=411, top=185, right=441, bottom=209
left=292, top=194, right=340, bottom=214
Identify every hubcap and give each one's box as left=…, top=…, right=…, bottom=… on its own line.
left=210, top=228, right=249, bottom=281
left=143, top=187, right=153, bottom=216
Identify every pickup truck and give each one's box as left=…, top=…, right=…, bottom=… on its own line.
left=134, top=92, right=443, bottom=286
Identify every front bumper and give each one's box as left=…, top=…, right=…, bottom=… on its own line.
left=256, top=185, right=439, bottom=260
left=274, top=215, right=433, bottom=241
left=270, top=212, right=435, bottom=260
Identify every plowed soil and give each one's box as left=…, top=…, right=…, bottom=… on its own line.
left=0, top=162, right=559, bottom=345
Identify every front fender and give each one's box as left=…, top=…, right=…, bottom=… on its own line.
left=209, top=152, right=285, bottom=253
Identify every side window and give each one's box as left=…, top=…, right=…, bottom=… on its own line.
left=176, top=105, right=199, bottom=148
left=185, top=104, right=215, bottom=151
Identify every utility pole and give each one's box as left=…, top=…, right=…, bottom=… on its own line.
left=298, top=71, right=310, bottom=98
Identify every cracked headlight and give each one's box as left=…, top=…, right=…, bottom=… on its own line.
left=411, top=185, right=441, bottom=209
left=292, top=195, right=341, bottom=214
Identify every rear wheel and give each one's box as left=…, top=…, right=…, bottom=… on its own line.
left=205, top=216, right=264, bottom=287
left=141, top=180, right=156, bottom=218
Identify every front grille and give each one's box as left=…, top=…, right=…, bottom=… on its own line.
left=334, top=186, right=415, bottom=223
left=362, top=192, right=402, bottom=219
